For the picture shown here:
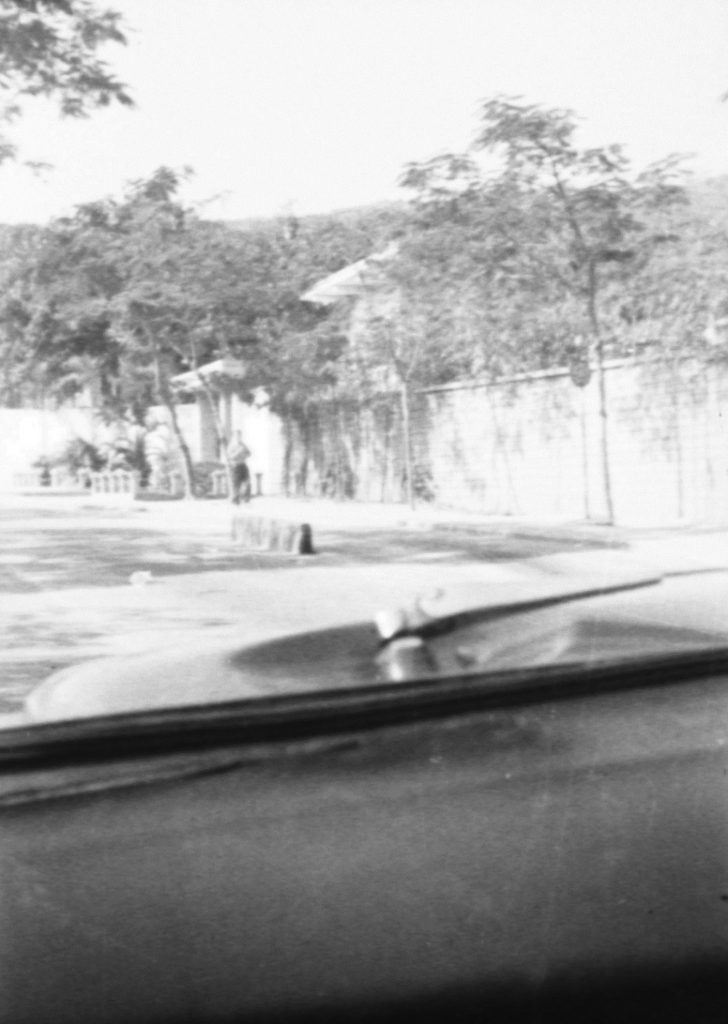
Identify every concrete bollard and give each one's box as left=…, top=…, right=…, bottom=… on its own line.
left=299, top=523, right=314, bottom=555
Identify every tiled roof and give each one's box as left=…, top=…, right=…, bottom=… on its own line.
left=171, top=358, right=246, bottom=390
left=301, top=243, right=397, bottom=305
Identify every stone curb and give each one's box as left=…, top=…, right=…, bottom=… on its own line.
left=231, top=513, right=315, bottom=555
left=501, top=524, right=627, bottom=548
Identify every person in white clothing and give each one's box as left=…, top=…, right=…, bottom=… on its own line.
left=227, top=431, right=252, bottom=504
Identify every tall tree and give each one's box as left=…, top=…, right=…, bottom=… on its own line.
left=0, top=171, right=407, bottom=497
left=330, top=243, right=474, bottom=506
left=400, top=97, right=688, bottom=522
left=2, top=169, right=206, bottom=493
left=4, top=169, right=362, bottom=494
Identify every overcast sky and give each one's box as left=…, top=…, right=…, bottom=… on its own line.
left=3, top=0, right=728, bottom=223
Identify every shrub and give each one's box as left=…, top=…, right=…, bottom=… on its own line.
left=191, top=461, right=227, bottom=498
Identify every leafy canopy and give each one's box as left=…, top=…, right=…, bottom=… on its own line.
left=397, top=95, right=690, bottom=374
left=0, top=0, right=132, bottom=163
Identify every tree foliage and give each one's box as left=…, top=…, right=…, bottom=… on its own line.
left=4, top=90, right=723, bottom=512
left=399, top=97, right=689, bottom=368
left=0, top=166, right=406, bottom=493
left=0, top=0, right=132, bottom=164
left=394, top=95, right=692, bottom=519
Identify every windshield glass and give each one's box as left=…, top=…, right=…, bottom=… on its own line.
left=2, top=0, right=728, bottom=733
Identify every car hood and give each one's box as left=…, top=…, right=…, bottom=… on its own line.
left=14, top=548, right=728, bottom=726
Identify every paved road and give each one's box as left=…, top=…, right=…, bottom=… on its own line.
left=0, top=495, right=619, bottom=713
left=0, top=500, right=615, bottom=592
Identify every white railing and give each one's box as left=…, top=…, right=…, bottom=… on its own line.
left=12, top=468, right=84, bottom=491
left=90, top=469, right=137, bottom=495
left=211, top=469, right=228, bottom=497
left=12, top=466, right=257, bottom=500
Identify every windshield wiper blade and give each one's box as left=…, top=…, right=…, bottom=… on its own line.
left=374, top=571, right=662, bottom=645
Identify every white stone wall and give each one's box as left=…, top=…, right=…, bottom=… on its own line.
left=422, top=359, right=728, bottom=525
left=8, top=357, right=725, bottom=526
left=0, top=407, right=97, bottom=490
left=149, top=394, right=287, bottom=497
left=230, top=393, right=286, bottom=496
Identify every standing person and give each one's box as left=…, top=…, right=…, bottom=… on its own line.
left=227, top=430, right=252, bottom=504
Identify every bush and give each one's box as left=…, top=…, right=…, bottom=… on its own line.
left=35, top=438, right=106, bottom=487
left=412, top=464, right=436, bottom=503
left=61, top=438, right=106, bottom=475
left=191, top=461, right=227, bottom=498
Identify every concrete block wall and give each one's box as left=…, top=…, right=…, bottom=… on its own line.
left=422, top=374, right=583, bottom=517
left=280, top=398, right=406, bottom=503
left=276, top=357, right=728, bottom=526
left=8, top=356, right=725, bottom=526
left=231, top=394, right=286, bottom=497
left=422, top=359, right=728, bottom=525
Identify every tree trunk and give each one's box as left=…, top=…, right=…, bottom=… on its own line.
left=578, top=386, right=591, bottom=520
left=587, top=262, right=615, bottom=525
left=670, top=364, right=684, bottom=520
left=283, top=417, right=294, bottom=497
left=152, top=346, right=195, bottom=498
left=298, top=410, right=311, bottom=496
left=593, top=340, right=615, bottom=525
left=198, top=375, right=234, bottom=497
left=161, top=391, right=195, bottom=497
left=400, top=381, right=415, bottom=509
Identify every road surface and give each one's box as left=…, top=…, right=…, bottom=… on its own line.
left=0, top=495, right=617, bottom=712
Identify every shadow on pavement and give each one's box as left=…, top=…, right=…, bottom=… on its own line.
left=0, top=525, right=294, bottom=591
left=0, top=507, right=615, bottom=592
left=314, top=527, right=611, bottom=565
